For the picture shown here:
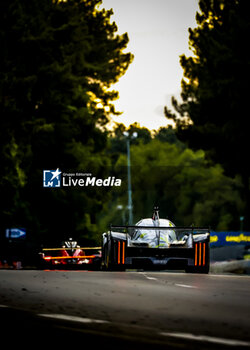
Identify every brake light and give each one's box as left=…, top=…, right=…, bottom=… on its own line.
left=203, top=243, right=206, bottom=266
left=194, top=242, right=206, bottom=267
left=199, top=242, right=202, bottom=266
left=122, top=242, right=125, bottom=265
left=118, top=241, right=121, bottom=264
left=195, top=244, right=198, bottom=266
left=117, top=241, right=126, bottom=265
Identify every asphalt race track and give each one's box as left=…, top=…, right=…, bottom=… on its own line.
left=0, top=270, right=250, bottom=349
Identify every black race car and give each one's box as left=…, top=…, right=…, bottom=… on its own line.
left=102, top=208, right=210, bottom=273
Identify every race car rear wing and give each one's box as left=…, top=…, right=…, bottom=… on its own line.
left=110, top=225, right=209, bottom=231
left=109, top=225, right=210, bottom=248
left=110, top=225, right=210, bottom=236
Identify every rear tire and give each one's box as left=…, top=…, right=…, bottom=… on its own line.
left=103, top=240, right=115, bottom=271
left=102, top=243, right=111, bottom=270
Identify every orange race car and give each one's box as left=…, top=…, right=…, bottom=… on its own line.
left=39, top=238, right=101, bottom=269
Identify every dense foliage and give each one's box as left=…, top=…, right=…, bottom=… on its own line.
left=165, top=0, right=250, bottom=228
left=0, top=0, right=133, bottom=245
left=100, top=125, right=243, bottom=232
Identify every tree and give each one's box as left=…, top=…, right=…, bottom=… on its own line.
left=108, top=122, right=152, bottom=157
left=100, top=137, right=243, bottom=231
left=0, top=0, right=133, bottom=246
left=164, top=0, right=250, bottom=228
left=154, top=125, right=185, bottom=148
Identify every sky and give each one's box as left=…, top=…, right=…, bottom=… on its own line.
left=100, top=0, right=199, bottom=130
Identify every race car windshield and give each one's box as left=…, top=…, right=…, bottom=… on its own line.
left=65, top=240, right=77, bottom=248
left=130, top=218, right=176, bottom=248
left=127, top=218, right=194, bottom=248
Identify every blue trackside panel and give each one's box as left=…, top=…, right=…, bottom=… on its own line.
left=210, top=232, right=250, bottom=247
